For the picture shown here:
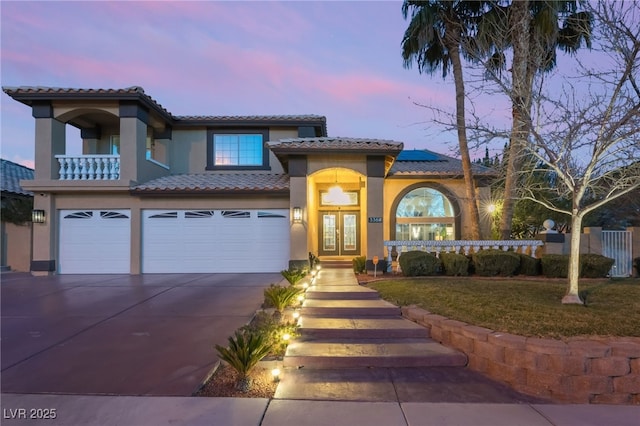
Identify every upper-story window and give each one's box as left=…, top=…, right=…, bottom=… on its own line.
left=207, top=128, right=270, bottom=170
left=215, top=134, right=262, bottom=165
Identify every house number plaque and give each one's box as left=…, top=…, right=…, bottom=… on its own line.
left=368, top=217, right=383, bottom=223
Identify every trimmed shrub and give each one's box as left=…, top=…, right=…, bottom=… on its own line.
left=517, top=253, right=541, bottom=276
left=440, top=252, right=469, bottom=276
left=542, top=254, right=615, bottom=278
left=472, top=249, right=520, bottom=277
left=352, top=256, right=366, bottom=273
left=635, top=257, right=640, bottom=277
left=241, top=311, right=299, bottom=357
left=541, top=254, right=569, bottom=278
left=399, top=250, right=441, bottom=276
left=580, top=254, right=614, bottom=278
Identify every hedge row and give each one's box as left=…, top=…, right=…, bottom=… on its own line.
left=396, top=250, right=614, bottom=278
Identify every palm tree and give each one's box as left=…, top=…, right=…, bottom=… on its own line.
left=401, top=0, right=484, bottom=240
left=474, top=1, right=592, bottom=239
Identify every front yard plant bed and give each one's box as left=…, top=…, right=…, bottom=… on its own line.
left=367, top=277, right=640, bottom=339
left=195, top=363, right=277, bottom=398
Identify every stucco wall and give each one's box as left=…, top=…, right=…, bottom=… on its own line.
left=403, top=306, right=640, bottom=405
left=169, top=127, right=296, bottom=175
left=1, top=221, right=32, bottom=272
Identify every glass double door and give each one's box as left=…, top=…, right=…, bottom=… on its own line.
left=319, top=211, right=360, bottom=256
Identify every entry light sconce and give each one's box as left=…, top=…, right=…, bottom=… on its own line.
left=293, top=207, right=302, bottom=223
left=32, top=209, right=46, bottom=224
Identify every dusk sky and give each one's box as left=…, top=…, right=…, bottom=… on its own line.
left=2, top=1, right=514, bottom=169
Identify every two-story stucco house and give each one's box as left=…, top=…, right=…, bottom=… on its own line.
left=3, top=86, right=496, bottom=275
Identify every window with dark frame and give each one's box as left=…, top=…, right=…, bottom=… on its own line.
left=207, top=128, right=270, bottom=170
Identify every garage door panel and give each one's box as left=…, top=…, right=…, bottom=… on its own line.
left=59, top=210, right=130, bottom=274
left=142, top=209, right=289, bottom=273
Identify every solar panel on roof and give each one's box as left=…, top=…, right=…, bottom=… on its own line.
left=396, top=150, right=440, bottom=161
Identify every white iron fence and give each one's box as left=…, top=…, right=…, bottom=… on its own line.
left=383, top=239, right=544, bottom=272
left=602, top=230, right=633, bottom=277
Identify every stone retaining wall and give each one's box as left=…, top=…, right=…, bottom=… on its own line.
left=402, top=306, right=640, bottom=404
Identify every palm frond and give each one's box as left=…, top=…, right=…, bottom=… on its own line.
left=215, top=331, right=272, bottom=380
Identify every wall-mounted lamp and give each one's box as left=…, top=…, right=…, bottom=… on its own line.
left=293, top=207, right=302, bottom=223
left=32, top=209, right=46, bottom=224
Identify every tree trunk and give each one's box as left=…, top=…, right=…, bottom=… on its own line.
left=562, top=211, right=584, bottom=305
left=445, top=21, right=482, bottom=240
left=500, top=0, right=531, bottom=239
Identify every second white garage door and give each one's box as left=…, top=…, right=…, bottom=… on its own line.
left=142, top=209, right=290, bottom=273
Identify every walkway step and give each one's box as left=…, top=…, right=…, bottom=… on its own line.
left=283, top=339, right=468, bottom=368
left=318, top=260, right=353, bottom=269
left=306, top=285, right=379, bottom=300
left=301, top=299, right=401, bottom=317
left=299, top=317, right=429, bottom=339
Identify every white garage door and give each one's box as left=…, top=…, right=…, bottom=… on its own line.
left=142, top=209, right=290, bottom=273
left=59, top=210, right=131, bottom=274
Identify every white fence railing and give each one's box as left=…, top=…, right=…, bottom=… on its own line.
left=55, top=155, right=120, bottom=180
left=602, top=230, right=633, bottom=277
left=383, top=239, right=544, bottom=271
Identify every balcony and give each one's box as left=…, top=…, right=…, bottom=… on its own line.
left=55, top=155, right=120, bottom=180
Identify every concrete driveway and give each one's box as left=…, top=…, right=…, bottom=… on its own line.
left=0, top=272, right=280, bottom=396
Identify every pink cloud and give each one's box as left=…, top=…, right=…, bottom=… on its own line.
left=11, top=155, right=34, bottom=170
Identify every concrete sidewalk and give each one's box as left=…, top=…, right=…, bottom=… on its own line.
left=2, top=393, right=639, bottom=426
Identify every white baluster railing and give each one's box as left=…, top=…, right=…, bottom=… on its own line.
left=55, top=155, right=120, bottom=180
left=383, top=239, right=544, bottom=272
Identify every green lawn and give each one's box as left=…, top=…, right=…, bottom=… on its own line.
left=367, top=277, right=640, bottom=339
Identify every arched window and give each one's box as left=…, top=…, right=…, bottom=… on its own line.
left=395, top=187, right=455, bottom=240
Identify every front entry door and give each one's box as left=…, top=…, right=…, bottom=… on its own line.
left=319, top=211, right=360, bottom=256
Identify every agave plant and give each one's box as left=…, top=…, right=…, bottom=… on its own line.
left=264, top=285, right=303, bottom=321
left=215, top=330, right=273, bottom=392
left=280, top=268, right=307, bottom=285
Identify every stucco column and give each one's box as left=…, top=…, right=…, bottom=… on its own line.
left=584, top=227, right=603, bottom=255
left=289, top=175, right=308, bottom=269
left=365, top=156, right=386, bottom=273
left=628, top=227, right=640, bottom=277
left=31, top=193, right=56, bottom=275
left=33, top=112, right=66, bottom=180
left=119, top=102, right=148, bottom=183
left=130, top=207, right=142, bottom=274
left=366, top=176, right=385, bottom=272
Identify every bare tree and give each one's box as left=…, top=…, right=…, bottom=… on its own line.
left=473, top=1, right=593, bottom=239
left=503, top=1, right=639, bottom=304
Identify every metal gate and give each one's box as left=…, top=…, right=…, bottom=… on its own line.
left=602, top=230, right=633, bottom=277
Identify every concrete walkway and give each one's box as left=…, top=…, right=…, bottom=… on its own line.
left=274, top=268, right=541, bottom=403
left=2, top=393, right=639, bottom=426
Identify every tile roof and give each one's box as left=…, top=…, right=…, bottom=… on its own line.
left=268, top=137, right=404, bottom=153
left=2, top=86, right=173, bottom=119
left=1, top=159, right=34, bottom=196
left=174, top=114, right=325, bottom=122
left=390, top=150, right=498, bottom=177
left=131, top=173, right=289, bottom=194
left=3, top=87, right=327, bottom=134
